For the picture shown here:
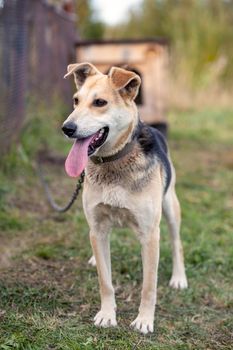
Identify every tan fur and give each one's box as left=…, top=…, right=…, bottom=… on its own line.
left=113, top=121, right=134, bottom=152
left=63, top=62, right=187, bottom=334
left=109, top=67, right=136, bottom=89
left=109, top=67, right=141, bottom=101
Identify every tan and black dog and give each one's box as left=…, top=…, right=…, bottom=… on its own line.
left=62, top=62, right=188, bottom=334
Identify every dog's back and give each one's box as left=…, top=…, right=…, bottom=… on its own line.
left=135, top=122, right=172, bottom=193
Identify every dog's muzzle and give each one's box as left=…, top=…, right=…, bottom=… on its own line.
left=62, top=121, right=77, bottom=138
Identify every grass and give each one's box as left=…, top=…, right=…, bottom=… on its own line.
left=0, top=107, right=233, bottom=349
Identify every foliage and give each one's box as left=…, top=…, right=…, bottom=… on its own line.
left=75, top=0, right=104, bottom=39
left=106, top=0, right=233, bottom=88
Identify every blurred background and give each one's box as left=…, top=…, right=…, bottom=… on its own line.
left=1, top=0, right=233, bottom=154
left=0, top=1, right=232, bottom=349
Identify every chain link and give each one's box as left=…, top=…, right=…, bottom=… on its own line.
left=37, top=161, right=85, bottom=213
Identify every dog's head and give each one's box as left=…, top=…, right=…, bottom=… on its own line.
left=62, top=62, right=141, bottom=177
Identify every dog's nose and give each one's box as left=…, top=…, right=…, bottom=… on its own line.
left=62, top=122, right=77, bottom=137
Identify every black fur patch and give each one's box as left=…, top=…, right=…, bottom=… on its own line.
left=75, top=67, right=89, bottom=85
left=135, top=122, right=172, bottom=193
left=125, top=78, right=138, bottom=91
left=150, top=122, right=168, bottom=139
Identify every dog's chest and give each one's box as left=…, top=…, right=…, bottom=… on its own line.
left=101, top=185, right=128, bottom=208
left=98, top=186, right=139, bottom=229
left=96, top=202, right=137, bottom=229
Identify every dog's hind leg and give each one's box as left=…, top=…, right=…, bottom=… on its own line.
left=162, top=185, right=188, bottom=289
left=88, top=255, right=96, bottom=267
left=89, top=230, right=117, bottom=328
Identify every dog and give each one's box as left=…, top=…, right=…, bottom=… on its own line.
left=62, top=62, right=188, bottom=334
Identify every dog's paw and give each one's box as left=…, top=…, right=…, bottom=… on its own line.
left=130, top=315, right=154, bottom=334
left=169, top=274, right=188, bottom=289
left=94, top=310, right=117, bottom=328
left=88, top=255, right=96, bottom=267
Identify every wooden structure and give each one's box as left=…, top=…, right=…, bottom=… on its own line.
left=0, top=0, right=77, bottom=156
left=76, top=39, right=169, bottom=129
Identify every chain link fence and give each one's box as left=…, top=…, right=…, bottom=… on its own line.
left=0, top=0, right=76, bottom=156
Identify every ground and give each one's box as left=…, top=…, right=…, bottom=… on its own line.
left=0, top=108, right=232, bottom=349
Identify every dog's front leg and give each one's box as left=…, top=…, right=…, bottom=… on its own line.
left=90, top=231, right=117, bottom=328
left=131, top=226, right=160, bottom=334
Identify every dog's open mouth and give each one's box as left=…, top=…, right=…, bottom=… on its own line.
left=88, top=127, right=109, bottom=156
left=65, top=127, right=109, bottom=178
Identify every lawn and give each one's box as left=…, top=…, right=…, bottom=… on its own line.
left=0, top=108, right=232, bottom=349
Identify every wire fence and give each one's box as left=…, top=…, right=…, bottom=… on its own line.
left=0, top=0, right=76, bottom=156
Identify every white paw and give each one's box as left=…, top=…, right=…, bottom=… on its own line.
left=130, top=315, right=154, bottom=334
left=94, top=310, right=117, bottom=328
left=169, top=274, right=188, bottom=289
left=88, top=255, right=96, bottom=267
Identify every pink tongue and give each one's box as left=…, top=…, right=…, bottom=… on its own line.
left=65, top=136, right=93, bottom=177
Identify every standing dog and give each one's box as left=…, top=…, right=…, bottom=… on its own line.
left=62, top=62, right=188, bottom=334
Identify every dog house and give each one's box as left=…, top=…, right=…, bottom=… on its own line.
left=75, top=38, right=169, bottom=134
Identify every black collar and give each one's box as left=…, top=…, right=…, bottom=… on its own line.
left=90, top=139, right=136, bottom=165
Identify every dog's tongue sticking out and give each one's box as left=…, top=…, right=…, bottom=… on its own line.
left=65, top=136, right=93, bottom=177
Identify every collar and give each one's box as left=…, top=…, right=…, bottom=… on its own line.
left=90, top=139, right=136, bottom=165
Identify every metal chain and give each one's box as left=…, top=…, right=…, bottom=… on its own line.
left=36, top=161, right=85, bottom=213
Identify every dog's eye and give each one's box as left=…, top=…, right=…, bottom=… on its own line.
left=73, top=97, right=79, bottom=105
left=93, top=99, right=108, bottom=107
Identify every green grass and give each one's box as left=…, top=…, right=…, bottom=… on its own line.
left=0, top=108, right=232, bottom=349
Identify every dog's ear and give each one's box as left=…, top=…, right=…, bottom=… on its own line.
left=64, top=62, right=101, bottom=89
left=108, top=67, right=141, bottom=101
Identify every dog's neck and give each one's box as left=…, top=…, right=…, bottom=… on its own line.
left=85, top=122, right=157, bottom=191
left=90, top=118, right=141, bottom=165
left=90, top=138, right=136, bottom=165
